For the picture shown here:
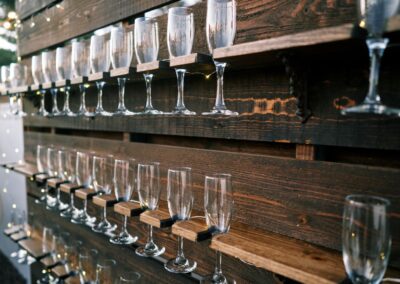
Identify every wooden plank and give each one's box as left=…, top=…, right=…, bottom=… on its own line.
left=42, top=82, right=55, bottom=90
left=92, top=194, right=118, bottom=207
left=70, top=76, right=88, bottom=85
left=140, top=209, right=174, bottom=229
left=4, top=226, right=20, bottom=236
left=40, top=255, right=60, bottom=269
left=16, top=0, right=57, bottom=20
left=88, top=72, right=109, bottom=82
left=47, top=178, right=69, bottom=188
left=172, top=220, right=211, bottom=242
left=296, top=144, right=316, bottom=160
left=60, top=183, right=84, bottom=194
left=35, top=174, right=54, bottom=183
left=169, top=53, right=213, bottom=70
left=64, top=276, right=81, bottom=284
left=137, top=61, right=169, bottom=73
left=75, top=188, right=97, bottom=200
left=13, top=163, right=38, bottom=178
left=210, top=223, right=346, bottom=284
left=10, top=231, right=28, bottom=242
left=19, top=239, right=50, bottom=259
left=9, top=86, right=30, bottom=95
left=55, top=79, right=70, bottom=88
left=51, top=265, right=71, bottom=279
left=110, top=67, right=136, bottom=78
left=114, top=201, right=143, bottom=217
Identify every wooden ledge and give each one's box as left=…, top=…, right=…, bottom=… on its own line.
left=110, top=67, right=135, bottom=78
left=30, top=84, right=41, bottom=91
left=47, top=178, right=69, bottom=188
left=209, top=224, right=345, bottom=284
left=92, top=194, right=119, bottom=207
left=60, top=183, right=84, bottom=194
left=55, top=79, right=70, bottom=88
left=114, top=201, right=143, bottom=217
left=42, top=82, right=55, bottom=90
left=169, top=53, right=213, bottom=69
left=75, top=188, right=97, bottom=200
left=13, top=163, right=38, bottom=178
left=172, top=219, right=211, bottom=242
left=51, top=264, right=72, bottom=279
left=40, top=255, right=60, bottom=269
left=36, top=174, right=56, bottom=183
left=4, top=226, right=20, bottom=236
left=137, top=60, right=169, bottom=73
left=19, top=239, right=50, bottom=259
left=70, top=76, right=88, bottom=85
left=88, top=72, right=109, bottom=82
left=140, top=209, right=174, bottom=229
left=10, top=231, right=28, bottom=242
left=9, top=86, right=30, bottom=94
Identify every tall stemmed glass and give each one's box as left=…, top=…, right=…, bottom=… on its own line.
left=110, top=159, right=137, bottom=245
left=203, top=0, right=238, bottom=116
left=342, top=195, right=391, bottom=284
left=38, top=226, right=54, bottom=284
left=165, top=167, right=196, bottom=273
left=204, top=174, right=234, bottom=284
left=59, top=149, right=81, bottom=219
left=135, top=162, right=165, bottom=257
left=31, top=55, right=49, bottom=117
left=42, top=50, right=62, bottom=116
left=36, top=144, right=48, bottom=204
left=47, top=147, right=69, bottom=211
left=110, top=27, right=136, bottom=116
left=9, top=63, right=27, bottom=116
left=79, top=248, right=98, bottom=283
left=56, top=46, right=76, bottom=116
left=92, top=155, right=117, bottom=234
left=167, top=7, right=196, bottom=115
left=134, top=17, right=162, bottom=114
left=71, top=151, right=96, bottom=225
left=90, top=34, right=112, bottom=116
left=72, top=41, right=94, bottom=117
left=342, top=1, right=400, bottom=115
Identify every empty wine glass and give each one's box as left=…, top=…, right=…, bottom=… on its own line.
left=9, top=63, right=27, bottom=116
left=96, top=259, right=116, bottom=284
left=59, top=149, right=81, bottom=219
left=10, top=210, right=27, bottom=261
left=79, top=248, right=98, bottom=283
left=135, top=162, right=165, bottom=257
left=343, top=195, right=391, bottom=284
left=1, top=66, right=15, bottom=117
left=110, top=159, right=137, bottom=245
left=42, top=50, right=62, bottom=116
left=120, top=271, right=141, bottom=283
left=203, top=0, right=238, bottom=116
left=31, top=55, right=49, bottom=117
left=72, top=40, right=94, bottom=117
left=38, top=226, right=54, bottom=284
left=90, top=34, right=112, bottom=116
left=204, top=173, right=234, bottom=284
left=342, top=0, right=400, bottom=115
left=36, top=144, right=49, bottom=204
left=46, top=146, right=61, bottom=210
left=92, top=155, right=117, bottom=234
left=165, top=167, right=196, bottom=273
left=167, top=7, right=196, bottom=115
left=134, top=17, right=162, bottom=114
left=71, top=151, right=96, bottom=225
left=56, top=45, right=76, bottom=116
left=110, top=26, right=136, bottom=116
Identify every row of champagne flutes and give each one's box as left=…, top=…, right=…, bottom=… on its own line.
left=36, top=145, right=234, bottom=281
left=0, top=0, right=238, bottom=118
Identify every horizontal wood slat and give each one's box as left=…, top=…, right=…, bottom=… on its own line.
left=16, top=0, right=57, bottom=20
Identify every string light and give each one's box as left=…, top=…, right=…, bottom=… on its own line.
left=30, top=16, right=36, bottom=28
left=7, top=11, right=18, bottom=20
left=3, top=187, right=7, bottom=193
left=12, top=203, right=16, bottom=209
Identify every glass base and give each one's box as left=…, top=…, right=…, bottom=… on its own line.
left=92, top=220, right=117, bottom=234
left=50, top=111, right=63, bottom=117
left=109, top=232, right=138, bottom=245
left=341, top=102, right=400, bottom=116
left=113, top=109, right=138, bottom=116
left=35, top=195, right=46, bottom=204
left=135, top=243, right=165, bottom=257
left=172, top=108, right=196, bottom=116
left=15, top=111, right=27, bottom=117
left=60, top=207, right=80, bottom=218
left=58, top=201, right=69, bottom=211
left=202, top=109, right=238, bottom=116
left=164, top=257, right=197, bottom=274
left=33, top=110, right=50, bottom=117
left=94, top=109, right=113, bottom=117
left=70, top=211, right=95, bottom=225
left=60, top=110, right=77, bottom=117
left=142, top=108, right=163, bottom=115
left=202, top=273, right=228, bottom=284
left=77, top=110, right=95, bottom=117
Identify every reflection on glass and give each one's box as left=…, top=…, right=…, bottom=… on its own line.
left=42, top=51, right=62, bottom=116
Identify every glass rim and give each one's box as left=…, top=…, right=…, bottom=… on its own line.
left=345, top=194, right=390, bottom=207
left=168, top=166, right=192, bottom=173
left=138, top=161, right=160, bottom=167
left=205, top=173, right=232, bottom=179
left=135, top=16, right=157, bottom=24
left=168, top=6, right=193, bottom=15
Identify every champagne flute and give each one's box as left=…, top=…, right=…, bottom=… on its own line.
left=342, top=0, right=400, bottom=115
left=92, top=155, right=117, bottom=234
left=56, top=45, right=76, bottom=116
left=38, top=226, right=54, bottom=284
left=36, top=144, right=48, bottom=204
left=72, top=40, right=94, bottom=117
left=165, top=167, right=196, bottom=273
left=134, top=17, right=162, bottom=114
left=343, top=195, right=391, bottom=284
left=46, top=146, right=60, bottom=210
left=135, top=162, right=165, bottom=257
left=79, top=248, right=98, bottom=283
left=90, top=34, right=112, bottom=116
left=167, top=7, right=196, bottom=115
left=9, top=63, right=27, bottom=116
left=96, top=259, right=116, bottom=284
left=110, top=26, right=136, bottom=116
left=110, top=159, right=137, bottom=245
left=204, top=173, right=234, bottom=284
left=31, top=55, right=49, bottom=117
left=42, top=50, right=62, bottom=116
left=203, top=0, right=238, bottom=116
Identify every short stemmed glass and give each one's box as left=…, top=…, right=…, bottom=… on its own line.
left=79, top=248, right=98, bottom=283
left=110, top=26, right=136, bottom=116
left=135, top=162, right=165, bottom=257
left=165, top=167, right=196, bottom=273
left=203, top=0, right=238, bottom=116
left=90, top=34, right=112, bottom=116
left=96, top=259, right=116, bottom=284
left=204, top=173, right=234, bottom=284
left=36, top=144, right=48, bottom=204
left=110, top=159, right=137, bottom=245
left=9, top=63, right=27, bottom=116
left=31, top=55, right=49, bottom=117
left=59, top=149, right=81, bottom=219
left=92, top=155, right=117, bottom=234
left=56, top=45, right=76, bottom=116
left=167, top=7, right=196, bottom=115
left=72, top=41, right=94, bottom=117
left=42, top=50, right=62, bottom=116
left=134, top=17, right=162, bottom=115
left=342, top=195, right=391, bottom=284
left=342, top=1, right=400, bottom=115
left=71, top=151, right=96, bottom=225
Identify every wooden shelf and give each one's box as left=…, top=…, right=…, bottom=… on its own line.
left=10, top=231, right=28, bottom=242
left=209, top=224, right=345, bottom=284
left=140, top=209, right=174, bottom=229
left=40, top=255, right=60, bottom=269
left=70, top=76, right=88, bottom=85
left=60, top=183, right=84, bottom=194
left=88, top=72, right=109, bottom=82
left=110, top=67, right=135, bottom=78
left=51, top=264, right=72, bottom=279
left=172, top=219, right=211, bottom=242
left=169, top=53, right=213, bottom=72
left=30, top=84, right=41, bottom=92
left=114, top=201, right=143, bottom=217
left=18, top=238, right=50, bottom=259
left=137, top=60, right=169, bottom=73
left=64, top=275, right=80, bottom=284
left=4, top=226, right=20, bottom=236
left=35, top=174, right=53, bottom=183
left=47, top=178, right=69, bottom=188
left=92, top=194, right=119, bottom=207
left=12, top=163, right=38, bottom=178
left=55, top=79, right=70, bottom=88
left=9, top=86, right=30, bottom=94
left=42, top=82, right=55, bottom=90
left=75, top=188, right=97, bottom=200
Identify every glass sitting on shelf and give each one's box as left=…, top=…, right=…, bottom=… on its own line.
left=42, top=50, right=62, bottom=116
left=31, top=55, right=49, bottom=117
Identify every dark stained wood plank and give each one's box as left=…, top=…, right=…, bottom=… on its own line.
left=210, top=223, right=346, bottom=284
left=140, top=209, right=174, bottom=229
left=172, top=220, right=211, bottom=242
left=16, top=0, right=57, bottom=20
left=60, top=183, right=84, bottom=194
left=114, top=201, right=143, bottom=217
left=296, top=144, right=316, bottom=160
left=19, top=239, right=50, bottom=259
left=92, top=194, right=118, bottom=207
left=4, top=226, right=20, bottom=236
left=10, top=231, right=28, bottom=242
left=75, top=188, right=97, bottom=200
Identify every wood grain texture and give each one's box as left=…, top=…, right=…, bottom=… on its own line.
left=16, top=0, right=57, bottom=20
left=172, top=219, right=211, bottom=242
left=114, top=201, right=143, bottom=217
left=47, top=178, right=68, bottom=188
left=51, top=264, right=71, bottom=279
left=60, top=183, right=84, bottom=194
left=18, top=238, right=50, bottom=259
left=75, top=188, right=97, bottom=200
left=140, top=209, right=174, bottom=229
left=296, top=144, right=316, bottom=160
left=92, top=194, right=118, bottom=207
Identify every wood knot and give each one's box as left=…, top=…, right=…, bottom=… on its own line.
left=297, top=214, right=308, bottom=226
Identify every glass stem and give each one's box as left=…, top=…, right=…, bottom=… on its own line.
left=39, top=91, right=46, bottom=113
left=215, top=251, right=223, bottom=276
left=214, top=61, right=227, bottom=110
left=17, top=94, right=22, bottom=114
left=143, top=73, right=154, bottom=110
left=96, top=81, right=105, bottom=111
left=175, top=69, right=186, bottom=111
left=147, top=224, right=153, bottom=244
left=8, top=96, right=14, bottom=114
left=83, top=199, right=87, bottom=213
left=50, top=88, right=59, bottom=113
left=117, top=77, right=127, bottom=110
left=365, top=38, right=388, bottom=105
left=79, top=84, right=87, bottom=112
left=123, top=216, right=128, bottom=233
left=177, top=236, right=185, bottom=260
left=102, top=207, right=107, bottom=222
left=69, top=193, right=74, bottom=208
left=63, top=86, right=71, bottom=112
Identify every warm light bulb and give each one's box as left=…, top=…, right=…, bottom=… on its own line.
left=46, top=17, right=51, bottom=22
left=30, top=21, right=35, bottom=28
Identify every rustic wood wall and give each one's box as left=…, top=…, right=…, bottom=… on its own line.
left=13, top=0, right=400, bottom=282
